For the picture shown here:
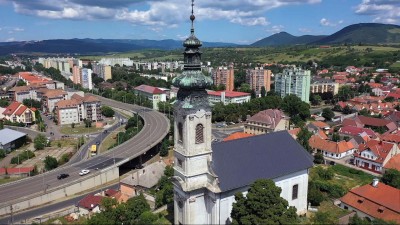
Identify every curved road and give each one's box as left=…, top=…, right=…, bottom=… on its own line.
left=0, top=95, right=170, bottom=207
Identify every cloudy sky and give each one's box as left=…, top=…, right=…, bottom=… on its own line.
left=0, top=0, right=399, bottom=44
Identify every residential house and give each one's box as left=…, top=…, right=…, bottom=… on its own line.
left=384, top=154, right=400, bottom=172
left=78, top=194, right=104, bottom=216
left=134, top=85, right=166, bottom=110
left=339, top=126, right=378, bottom=139
left=207, top=90, right=251, bottom=105
left=353, top=140, right=399, bottom=173
left=2, top=101, right=36, bottom=125
left=309, top=135, right=356, bottom=159
left=223, top=132, right=254, bottom=142
left=340, top=180, right=400, bottom=224
left=244, top=109, right=288, bottom=135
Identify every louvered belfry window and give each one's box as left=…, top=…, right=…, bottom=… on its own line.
left=178, top=122, right=183, bottom=143
left=195, top=124, right=204, bottom=144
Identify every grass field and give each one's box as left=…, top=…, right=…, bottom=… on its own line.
left=60, top=124, right=103, bottom=135
left=0, top=177, right=22, bottom=185
left=98, top=126, right=125, bottom=153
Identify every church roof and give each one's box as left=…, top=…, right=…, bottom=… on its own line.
left=212, top=131, right=314, bottom=192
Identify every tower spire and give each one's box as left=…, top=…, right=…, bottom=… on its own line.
left=190, top=0, right=195, bottom=35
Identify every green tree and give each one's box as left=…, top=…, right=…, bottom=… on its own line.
left=260, top=86, right=267, bottom=97
left=101, top=106, right=115, bottom=117
left=238, top=83, right=252, bottom=93
left=71, top=122, right=75, bottom=129
left=313, top=152, right=324, bottom=164
left=84, top=119, right=92, bottom=128
left=0, top=99, right=9, bottom=107
left=159, top=138, right=169, bottom=157
left=311, top=211, right=337, bottom=224
left=332, top=132, right=341, bottom=142
left=343, top=105, right=352, bottom=114
left=137, top=211, right=158, bottom=224
left=296, top=127, right=313, bottom=153
left=231, top=179, right=299, bottom=225
left=44, top=155, right=58, bottom=171
left=16, top=80, right=26, bottom=86
left=322, top=108, right=335, bottom=121
left=155, top=166, right=174, bottom=208
left=34, top=134, right=48, bottom=150
left=281, top=95, right=310, bottom=120
left=381, top=169, right=400, bottom=189
left=0, top=121, right=3, bottom=130
left=310, top=94, right=322, bottom=106
left=251, top=89, right=256, bottom=99
left=0, top=149, right=5, bottom=159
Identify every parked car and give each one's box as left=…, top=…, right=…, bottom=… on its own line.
left=57, top=173, right=69, bottom=180
left=79, top=169, right=90, bottom=176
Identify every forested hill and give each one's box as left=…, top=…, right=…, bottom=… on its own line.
left=0, top=39, right=238, bottom=55
left=252, top=23, right=400, bottom=46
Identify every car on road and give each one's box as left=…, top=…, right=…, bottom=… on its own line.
left=57, top=173, right=69, bottom=180
left=79, top=169, right=90, bottom=176
left=96, top=141, right=100, bottom=145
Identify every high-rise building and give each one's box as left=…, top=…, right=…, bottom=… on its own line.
left=93, top=64, right=112, bottom=81
left=275, top=67, right=311, bottom=103
left=81, top=68, right=93, bottom=90
left=246, top=67, right=272, bottom=95
left=211, top=64, right=234, bottom=91
left=72, top=66, right=81, bottom=85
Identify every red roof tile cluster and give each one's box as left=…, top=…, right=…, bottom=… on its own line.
left=340, top=183, right=400, bottom=223
left=339, top=126, right=377, bottom=139
left=134, top=85, right=164, bottom=94
left=78, top=194, right=104, bottom=210
left=356, top=140, right=395, bottom=164
left=207, top=90, right=251, bottom=98
left=381, top=133, right=400, bottom=143
left=0, top=167, right=34, bottom=175
left=246, top=109, right=284, bottom=129
left=18, top=72, right=51, bottom=84
left=309, top=135, right=355, bottom=154
left=384, top=154, right=400, bottom=171
left=223, top=132, right=254, bottom=142
left=3, top=101, right=32, bottom=116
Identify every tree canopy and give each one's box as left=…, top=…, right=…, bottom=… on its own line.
left=231, top=179, right=299, bottom=225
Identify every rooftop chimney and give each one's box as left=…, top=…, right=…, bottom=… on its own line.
left=372, top=178, right=379, bottom=188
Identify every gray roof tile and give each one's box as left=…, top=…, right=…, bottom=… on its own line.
left=212, top=131, right=314, bottom=192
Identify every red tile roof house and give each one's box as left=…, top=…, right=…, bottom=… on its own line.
left=355, top=116, right=398, bottom=135
left=134, top=84, right=166, bottom=110
left=340, top=180, right=400, bottom=224
left=353, top=140, right=400, bottom=174
left=339, top=126, right=378, bottom=139
left=309, top=135, right=356, bottom=159
left=1, top=101, right=36, bottom=125
left=0, top=167, right=34, bottom=178
left=384, top=154, right=400, bottom=172
left=77, top=194, right=104, bottom=217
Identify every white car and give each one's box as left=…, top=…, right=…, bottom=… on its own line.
left=79, top=169, right=90, bottom=176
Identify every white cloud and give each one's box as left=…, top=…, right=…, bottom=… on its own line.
left=6, top=0, right=322, bottom=28
left=355, top=0, right=400, bottom=24
left=320, top=18, right=343, bottom=27
left=267, top=25, right=285, bottom=33
left=6, top=37, right=15, bottom=42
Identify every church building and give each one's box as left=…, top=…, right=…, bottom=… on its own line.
left=172, top=1, right=314, bottom=224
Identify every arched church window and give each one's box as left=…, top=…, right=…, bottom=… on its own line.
left=195, top=124, right=204, bottom=144
left=178, top=122, right=183, bottom=143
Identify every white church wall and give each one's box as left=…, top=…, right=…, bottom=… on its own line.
left=215, top=169, right=309, bottom=223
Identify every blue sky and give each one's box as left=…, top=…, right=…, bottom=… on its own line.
left=0, top=0, right=399, bottom=44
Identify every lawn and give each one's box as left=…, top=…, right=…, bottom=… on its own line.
left=98, top=126, right=126, bottom=154
left=0, top=177, right=22, bottom=185
left=60, top=124, right=103, bottom=135
left=330, top=164, right=375, bottom=189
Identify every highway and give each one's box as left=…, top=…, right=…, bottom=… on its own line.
left=0, top=95, right=170, bottom=208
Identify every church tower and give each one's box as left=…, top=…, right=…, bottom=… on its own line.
left=172, top=1, right=215, bottom=224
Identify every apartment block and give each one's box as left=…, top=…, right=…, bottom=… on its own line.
left=275, top=67, right=311, bottom=103
left=92, top=64, right=112, bottom=81
left=246, top=67, right=272, bottom=95
left=56, top=94, right=102, bottom=125
left=311, top=78, right=339, bottom=95
left=212, top=65, right=234, bottom=91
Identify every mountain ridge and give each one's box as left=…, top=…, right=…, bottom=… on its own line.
left=252, top=23, right=400, bottom=46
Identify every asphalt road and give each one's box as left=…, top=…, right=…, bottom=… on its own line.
left=0, top=95, right=170, bottom=208
left=0, top=184, right=119, bottom=225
